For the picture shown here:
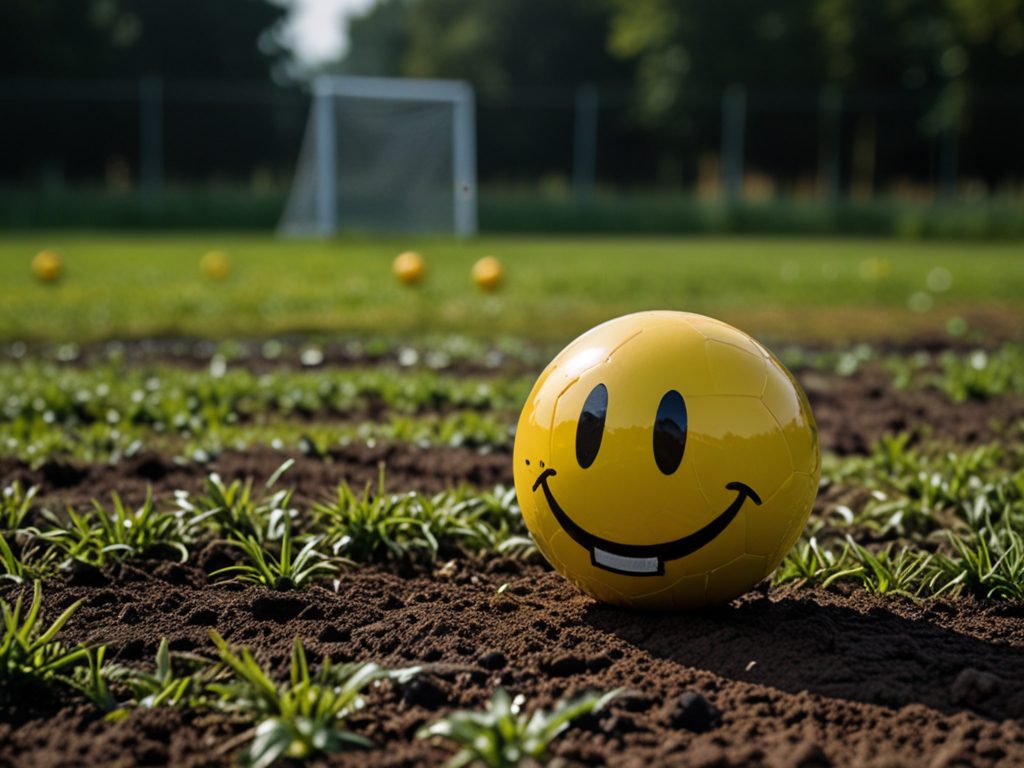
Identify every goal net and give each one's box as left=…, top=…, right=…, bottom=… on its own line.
left=279, top=75, right=477, bottom=237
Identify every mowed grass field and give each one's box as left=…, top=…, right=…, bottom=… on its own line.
left=2, top=233, right=1023, bottom=343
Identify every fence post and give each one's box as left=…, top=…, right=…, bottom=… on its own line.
left=138, top=73, right=163, bottom=195
left=573, top=83, right=598, bottom=202
left=720, top=85, right=746, bottom=203
left=452, top=82, right=477, bottom=238
left=938, top=125, right=959, bottom=199
left=312, top=76, right=337, bottom=236
left=818, top=86, right=842, bottom=202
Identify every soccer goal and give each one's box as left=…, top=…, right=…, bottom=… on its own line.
left=279, top=75, right=477, bottom=238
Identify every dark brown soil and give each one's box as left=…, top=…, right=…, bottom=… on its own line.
left=801, top=366, right=1024, bottom=455
left=0, top=442, right=514, bottom=513
left=2, top=351, right=1024, bottom=767
left=1, top=557, right=1022, bottom=768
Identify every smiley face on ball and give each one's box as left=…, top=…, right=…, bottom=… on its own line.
left=512, top=311, right=820, bottom=611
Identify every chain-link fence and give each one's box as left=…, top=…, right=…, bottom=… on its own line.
left=3, top=76, right=1023, bottom=202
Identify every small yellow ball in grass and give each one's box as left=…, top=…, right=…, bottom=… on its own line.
left=472, top=256, right=503, bottom=292
left=200, top=251, right=231, bottom=280
left=393, top=251, right=426, bottom=286
left=31, top=250, right=63, bottom=283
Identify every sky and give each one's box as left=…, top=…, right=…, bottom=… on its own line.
left=282, top=0, right=377, bottom=65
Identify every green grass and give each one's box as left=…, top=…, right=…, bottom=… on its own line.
left=313, top=481, right=531, bottom=564
left=104, top=637, right=214, bottom=713
left=39, top=492, right=191, bottom=569
left=2, top=465, right=532, bottom=585
left=0, top=360, right=529, bottom=430
left=4, top=438, right=1019, bottom=601
left=2, top=234, right=1023, bottom=343
left=2, top=344, right=1022, bottom=467
left=418, top=687, right=620, bottom=768
left=211, top=525, right=344, bottom=590
left=0, top=359, right=522, bottom=464
left=0, top=582, right=91, bottom=700
left=210, top=632, right=416, bottom=767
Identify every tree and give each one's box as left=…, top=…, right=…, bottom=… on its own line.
left=337, top=0, right=410, bottom=77
left=341, top=0, right=631, bottom=96
left=1, top=0, right=291, bottom=186
left=0, top=0, right=286, bottom=79
left=607, top=0, right=1024, bottom=188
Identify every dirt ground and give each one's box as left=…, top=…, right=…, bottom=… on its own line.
left=1, top=555, right=1022, bottom=768
left=2, top=361, right=1024, bottom=767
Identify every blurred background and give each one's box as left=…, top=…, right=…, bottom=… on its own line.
left=3, top=0, right=1023, bottom=236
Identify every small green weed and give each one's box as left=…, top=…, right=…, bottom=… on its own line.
left=212, top=524, right=344, bottom=590
left=315, top=477, right=531, bottom=564
left=69, top=644, right=118, bottom=711
left=842, top=539, right=938, bottom=598
left=0, top=582, right=89, bottom=699
left=100, top=637, right=216, bottom=716
left=419, top=687, right=619, bottom=768
left=1, top=482, right=37, bottom=530
left=934, top=526, right=1024, bottom=600
left=180, top=467, right=295, bottom=543
left=0, top=532, right=59, bottom=583
left=41, top=491, right=189, bottom=568
left=772, top=537, right=859, bottom=588
left=209, top=631, right=415, bottom=768
left=315, top=476, right=437, bottom=563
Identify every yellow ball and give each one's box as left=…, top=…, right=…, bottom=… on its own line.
left=513, top=311, right=820, bottom=611
left=200, top=251, right=231, bottom=280
left=471, top=256, right=503, bottom=292
left=393, top=251, right=425, bottom=286
left=31, top=250, right=62, bottom=283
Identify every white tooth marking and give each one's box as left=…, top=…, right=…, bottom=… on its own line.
left=593, top=548, right=660, bottom=574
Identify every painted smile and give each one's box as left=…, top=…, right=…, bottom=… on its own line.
left=532, top=468, right=761, bottom=576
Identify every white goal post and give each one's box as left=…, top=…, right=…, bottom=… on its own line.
left=279, top=75, right=477, bottom=238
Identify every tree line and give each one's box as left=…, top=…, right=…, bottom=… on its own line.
left=3, top=0, right=1023, bottom=192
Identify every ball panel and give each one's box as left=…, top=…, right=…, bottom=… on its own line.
left=545, top=328, right=710, bottom=546
left=629, top=571, right=709, bottom=611
left=658, top=501, right=748, bottom=579
left=706, top=554, right=768, bottom=605
left=685, top=314, right=767, bottom=359
left=688, top=395, right=793, bottom=501
left=705, top=339, right=768, bottom=397
left=586, top=314, right=719, bottom=396
left=745, top=470, right=798, bottom=557
left=761, top=361, right=820, bottom=477
left=767, top=471, right=819, bottom=573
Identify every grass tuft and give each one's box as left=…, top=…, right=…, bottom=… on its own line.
left=0, top=582, right=90, bottom=700
left=40, top=491, right=190, bottom=568
left=212, top=523, right=346, bottom=590
left=418, top=687, right=619, bottom=768
left=209, top=631, right=417, bottom=768
left=1, top=482, right=38, bottom=530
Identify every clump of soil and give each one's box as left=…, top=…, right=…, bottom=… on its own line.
left=1, top=558, right=1022, bottom=767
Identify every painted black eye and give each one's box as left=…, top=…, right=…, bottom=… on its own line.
left=653, top=390, right=687, bottom=474
left=575, top=383, right=607, bottom=469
